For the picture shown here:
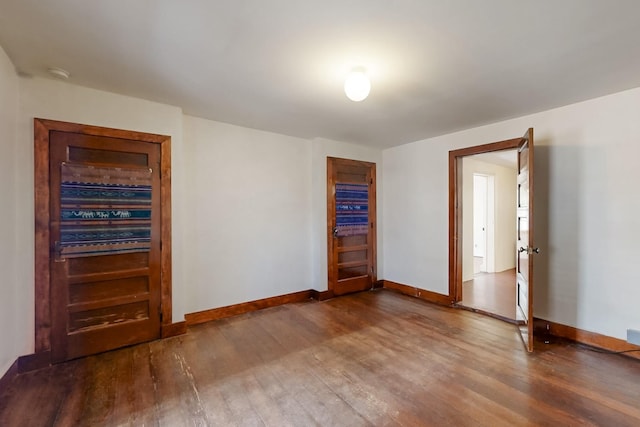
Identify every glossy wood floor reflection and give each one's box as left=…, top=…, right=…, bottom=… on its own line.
left=2, top=290, right=640, bottom=426
left=460, top=269, right=517, bottom=321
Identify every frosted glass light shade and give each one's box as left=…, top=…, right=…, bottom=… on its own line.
left=344, top=68, right=370, bottom=102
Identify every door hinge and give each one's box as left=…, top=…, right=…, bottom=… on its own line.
left=159, top=304, right=163, bottom=323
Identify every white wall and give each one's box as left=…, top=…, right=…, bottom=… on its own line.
left=462, top=157, right=517, bottom=280
left=382, top=139, right=450, bottom=292
left=182, top=116, right=313, bottom=311
left=383, top=86, right=640, bottom=341
left=0, top=45, right=20, bottom=377
left=310, top=138, right=383, bottom=291
left=180, top=123, right=384, bottom=309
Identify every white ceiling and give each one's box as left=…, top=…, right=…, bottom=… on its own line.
left=2, top=1, right=640, bottom=149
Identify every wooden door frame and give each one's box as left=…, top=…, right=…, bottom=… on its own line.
left=327, top=157, right=377, bottom=295
left=448, top=137, right=520, bottom=302
left=34, top=118, right=173, bottom=356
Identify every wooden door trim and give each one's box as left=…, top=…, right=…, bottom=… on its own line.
left=34, top=118, right=172, bottom=354
left=448, top=137, right=520, bottom=302
left=326, top=157, right=377, bottom=294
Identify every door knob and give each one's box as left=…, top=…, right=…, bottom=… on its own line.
left=518, top=247, right=527, bottom=253
left=333, top=227, right=338, bottom=237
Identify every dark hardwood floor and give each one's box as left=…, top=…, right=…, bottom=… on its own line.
left=460, top=269, right=517, bottom=321
left=1, top=290, right=640, bottom=426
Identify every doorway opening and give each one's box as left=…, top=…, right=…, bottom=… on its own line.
left=449, top=141, right=520, bottom=323
left=472, top=173, right=491, bottom=275
left=458, top=153, right=517, bottom=321
left=449, top=128, right=539, bottom=352
left=449, top=129, right=536, bottom=352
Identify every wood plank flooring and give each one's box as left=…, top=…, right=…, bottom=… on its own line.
left=1, top=290, right=640, bottom=426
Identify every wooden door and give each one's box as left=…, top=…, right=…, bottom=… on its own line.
left=516, top=128, right=536, bottom=352
left=37, top=120, right=169, bottom=362
left=327, top=157, right=377, bottom=296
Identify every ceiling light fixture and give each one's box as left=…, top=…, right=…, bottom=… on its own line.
left=344, top=67, right=370, bottom=102
left=47, top=67, right=70, bottom=80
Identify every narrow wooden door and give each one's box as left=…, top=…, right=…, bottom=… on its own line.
left=48, top=128, right=163, bottom=362
left=516, top=128, right=536, bottom=352
left=327, top=157, right=377, bottom=296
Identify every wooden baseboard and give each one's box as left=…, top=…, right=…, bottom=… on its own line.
left=382, top=280, right=454, bottom=306
left=162, top=321, right=187, bottom=338
left=534, top=318, right=640, bottom=360
left=185, top=290, right=314, bottom=326
left=17, top=351, right=51, bottom=373
left=372, top=280, right=384, bottom=289
left=311, top=289, right=334, bottom=301
left=0, top=359, right=19, bottom=391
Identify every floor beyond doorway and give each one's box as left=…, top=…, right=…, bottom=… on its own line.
left=460, top=269, right=516, bottom=321
left=473, top=255, right=484, bottom=274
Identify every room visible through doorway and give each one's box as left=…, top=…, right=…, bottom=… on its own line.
left=459, top=150, right=518, bottom=322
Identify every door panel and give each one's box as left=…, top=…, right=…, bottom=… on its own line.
left=327, top=158, right=377, bottom=296
left=516, top=128, right=535, bottom=352
left=49, top=130, right=162, bottom=362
